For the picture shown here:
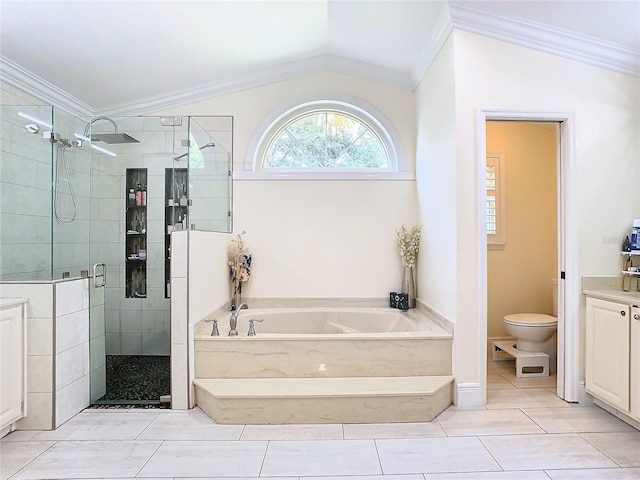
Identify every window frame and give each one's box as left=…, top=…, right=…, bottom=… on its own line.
left=487, top=152, right=507, bottom=248
left=240, top=96, right=411, bottom=180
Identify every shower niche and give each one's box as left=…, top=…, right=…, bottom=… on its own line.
left=164, top=167, right=188, bottom=298
left=125, top=168, right=147, bottom=298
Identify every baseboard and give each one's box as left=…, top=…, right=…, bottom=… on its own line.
left=455, top=382, right=483, bottom=407
left=592, top=398, right=640, bottom=431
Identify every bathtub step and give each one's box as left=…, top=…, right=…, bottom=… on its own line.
left=194, top=375, right=453, bottom=424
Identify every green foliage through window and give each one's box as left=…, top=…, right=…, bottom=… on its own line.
left=263, top=111, right=389, bottom=169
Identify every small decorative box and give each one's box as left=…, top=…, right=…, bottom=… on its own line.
left=389, top=292, right=409, bottom=311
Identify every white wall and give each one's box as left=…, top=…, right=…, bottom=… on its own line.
left=415, top=30, right=640, bottom=394
left=161, top=72, right=420, bottom=300
left=415, top=35, right=458, bottom=323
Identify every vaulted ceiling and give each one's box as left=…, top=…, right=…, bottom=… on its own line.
left=1, top=1, right=638, bottom=116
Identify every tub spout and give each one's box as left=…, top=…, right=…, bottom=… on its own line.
left=229, top=303, right=248, bottom=336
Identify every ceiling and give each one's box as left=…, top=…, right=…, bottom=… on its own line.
left=1, top=1, right=638, bottom=115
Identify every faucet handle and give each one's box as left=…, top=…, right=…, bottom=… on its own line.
left=247, top=318, right=264, bottom=336
left=204, top=319, right=219, bottom=336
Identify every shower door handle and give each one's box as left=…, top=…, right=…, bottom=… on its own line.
left=92, top=263, right=106, bottom=288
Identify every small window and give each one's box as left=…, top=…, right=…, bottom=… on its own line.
left=487, top=153, right=506, bottom=247
left=243, top=98, right=409, bottom=180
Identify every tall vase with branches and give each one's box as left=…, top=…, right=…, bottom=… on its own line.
left=396, top=224, right=421, bottom=309
left=229, top=230, right=252, bottom=310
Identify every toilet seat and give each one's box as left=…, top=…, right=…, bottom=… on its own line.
left=504, top=313, right=557, bottom=327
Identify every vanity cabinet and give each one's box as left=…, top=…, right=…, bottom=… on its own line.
left=0, top=299, right=27, bottom=431
left=585, top=296, right=640, bottom=422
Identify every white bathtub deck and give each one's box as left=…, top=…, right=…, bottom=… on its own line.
left=194, top=375, right=454, bottom=424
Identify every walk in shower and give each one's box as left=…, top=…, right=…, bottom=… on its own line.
left=0, top=105, right=232, bottom=408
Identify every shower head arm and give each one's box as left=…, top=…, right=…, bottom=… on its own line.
left=173, top=142, right=216, bottom=161
left=83, top=116, right=119, bottom=138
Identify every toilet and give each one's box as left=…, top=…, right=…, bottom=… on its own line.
left=494, top=280, right=558, bottom=377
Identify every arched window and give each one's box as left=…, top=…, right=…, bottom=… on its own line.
left=243, top=98, right=408, bottom=180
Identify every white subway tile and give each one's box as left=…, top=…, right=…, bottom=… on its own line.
left=56, top=344, right=85, bottom=390
left=89, top=305, right=105, bottom=339
left=89, top=336, right=106, bottom=370
left=105, top=332, right=120, bottom=355
left=16, top=392, right=53, bottom=431
left=120, top=332, right=142, bottom=355
left=170, top=277, right=187, bottom=345
left=55, top=375, right=89, bottom=427
left=170, top=343, right=188, bottom=409
left=90, top=365, right=106, bottom=402
left=26, top=355, right=53, bottom=393
left=27, top=317, right=54, bottom=356
left=55, top=279, right=86, bottom=316
left=120, top=309, right=142, bottom=333
left=55, top=309, right=89, bottom=354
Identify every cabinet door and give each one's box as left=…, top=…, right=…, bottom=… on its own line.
left=586, top=298, right=630, bottom=412
left=0, top=305, right=25, bottom=429
left=631, top=306, right=640, bottom=421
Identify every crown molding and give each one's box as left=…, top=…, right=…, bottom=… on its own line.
left=98, top=55, right=413, bottom=116
left=448, top=2, right=639, bottom=78
left=410, top=2, right=455, bottom=89
left=0, top=56, right=94, bottom=115
left=2, top=5, right=637, bottom=116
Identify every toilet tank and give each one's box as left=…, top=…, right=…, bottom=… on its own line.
left=552, top=279, right=558, bottom=317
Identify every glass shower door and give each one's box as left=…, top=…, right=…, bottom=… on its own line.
left=88, top=116, right=172, bottom=406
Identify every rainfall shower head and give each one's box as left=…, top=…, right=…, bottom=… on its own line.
left=89, top=132, right=139, bottom=144
left=82, top=116, right=140, bottom=144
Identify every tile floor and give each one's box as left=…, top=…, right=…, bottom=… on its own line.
left=1, top=358, right=639, bottom=480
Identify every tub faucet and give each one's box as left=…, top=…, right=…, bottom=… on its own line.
left=229, top=303, right=248, bottom=336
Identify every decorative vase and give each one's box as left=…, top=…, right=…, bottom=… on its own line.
left=401, top=265, right=416, bottom=309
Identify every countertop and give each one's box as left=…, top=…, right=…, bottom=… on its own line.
left=583, top=289, right=640, bottom=306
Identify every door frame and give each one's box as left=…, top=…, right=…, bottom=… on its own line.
left=476, top=110, right=579, bottom=403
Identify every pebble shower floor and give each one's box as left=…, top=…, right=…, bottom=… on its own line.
left=91, top=355, right=170, bottom=409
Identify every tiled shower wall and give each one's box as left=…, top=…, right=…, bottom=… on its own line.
left=0, top=104, right=53, bottom=281
left=0, top=90, right=91, bottom=282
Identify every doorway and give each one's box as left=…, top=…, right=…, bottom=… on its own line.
left=477, top=111, right=579, bottom=404
left=485, top=120, right=559, bottom=392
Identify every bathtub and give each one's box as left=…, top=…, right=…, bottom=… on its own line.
left=194, top=307, right=452, bottom=379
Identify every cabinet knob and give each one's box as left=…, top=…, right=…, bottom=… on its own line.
left=634, top=313, right=640, bottom=320
left=621, top=310, right=626, bottom=316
